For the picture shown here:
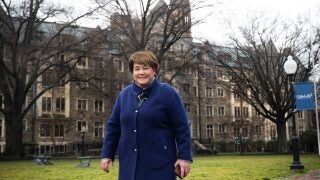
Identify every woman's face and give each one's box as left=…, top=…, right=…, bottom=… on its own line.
left=133, top=63, right=156, bottom=88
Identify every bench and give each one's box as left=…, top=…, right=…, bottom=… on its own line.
left=34, top=155, right=53, bottom=165
left=76, top=156, right=92, bottom=168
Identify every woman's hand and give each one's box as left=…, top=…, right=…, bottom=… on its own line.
left=174, top=159, right=191, bottom=178
left=100, top=158, right=113, bottom=173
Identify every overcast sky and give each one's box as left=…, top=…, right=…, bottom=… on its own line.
left=192, top=0, right=320, bottom=44
left=50, top=0, right=320, bottom=45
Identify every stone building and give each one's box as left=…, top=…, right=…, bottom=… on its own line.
left=0, top=0, right=312, bottom=155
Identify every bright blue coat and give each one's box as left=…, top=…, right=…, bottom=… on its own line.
left=101, top=79, right=193, bottom=180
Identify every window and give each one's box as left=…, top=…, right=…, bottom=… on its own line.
left=42, top=73, right=52, bottom=87
left=77, top=56, right=87, bottom=68
left=0, top=119, right=3, bottom=137
left=206, top=87, right=213, bottom=98
left=59, top=53, right=65, bottom=61
left=193, top=71, right=198, bottom=78
left=206, top=106, right=213, bottom=117
left=77, top=121, right=87, bottom=132
left=56, top=98, right=65, bottom=112
left=94, top=122, right=103, bottom=138
left=77, top=99, right=87, bottom=111
left=218, top=107, right=225, bottom=116
left=297, top=111, right=303, bottom=119
left=206, top=124, right=214, bottom=138
left=218, top=124, right=226, bottom=133
left=116, top=83, right=125, bottom=91
left=96, top=58, right=103, bottom=69
left=94, top=100, right=103, bottom=112
left=94, top=79, right=103, bottom=89
left=242, top=128, right=248, bottom=137
left=256, top=125, right=262, bottom=135
left=234, top=106, right=241, bottom=117
left=162, top=59, right=169, bottom=72
left=0, top=95, right=4, bottom=109
left=216, top=70, right=223, bottom=79
left=42, top=97, right=52, bottom=112
left=184, top=16, right=189, bottom=24
left=193, top=86, right=198, bottom=97
left=234, top=93, right=240, bottom=99
left=54, top=124, right=64, bottom=137
left=115, top=60, right=124, bottom=72
left=254, top=109, right=261, bottom=117
left=204, top=68, right=212, bottom=77
left=194, top=105, right=199, bottom=116
left=184, top=103, right=191, bottom=113
left=243, top=107, right=249, bottom=117
left=54, top=145, right=66, bottom=153
left=298, top=126, right=304, bottom=136
left=233, top=128, right=239, bottom=137
left=182, top=67, right=191, bottom=74
left=217, top=88, right=224, bottom=97
left=40, top=124, right=51, bottom=137
left=118, top=60, right=124, bottom=72
left=40, top=145, right=51, bottom=154
left=183, top=83, right=190, bottom=93
left=23, top=119, right=27, bottom=131
left=111, top=44, right=120, bottom=53
left=179, top=44, right=184, bottom=53
left=234, top=128, right=248, bottom=137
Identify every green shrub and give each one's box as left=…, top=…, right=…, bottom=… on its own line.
left=300, top=129, right=317, bottom=153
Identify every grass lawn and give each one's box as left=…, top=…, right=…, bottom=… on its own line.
left=0, top=154, right=319, bottom=180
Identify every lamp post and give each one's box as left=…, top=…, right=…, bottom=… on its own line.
left=81, top=125, right=86, bottom=156
left=283, top=55, right=304, bottom=170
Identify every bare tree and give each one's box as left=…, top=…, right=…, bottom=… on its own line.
left=96, top=0, right=212, bottom=74
left=203, top=17, right=317, bottom=153
left=0, top=0, right=109, bottom=158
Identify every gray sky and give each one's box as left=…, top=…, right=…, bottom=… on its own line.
left=50, top=0, right=320, bottom=45
left=192, top=0, right=320, bottom=44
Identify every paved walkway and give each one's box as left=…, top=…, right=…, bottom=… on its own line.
left=292, top=170, right=320, bottom=180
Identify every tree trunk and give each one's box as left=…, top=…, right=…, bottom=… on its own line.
left=276, top=121, right=288, bottom=153
left=3, top=113, right=24, bottom=158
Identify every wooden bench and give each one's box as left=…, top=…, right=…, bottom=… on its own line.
left=33, top=155, right=52, bottom=165
left=76, top=156, right=92, bottom=168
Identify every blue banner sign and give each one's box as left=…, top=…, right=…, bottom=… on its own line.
left=294, top=82, right=315, bottom=110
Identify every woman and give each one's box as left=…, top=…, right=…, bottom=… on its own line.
left=100, top=51, right=192, bottom=180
